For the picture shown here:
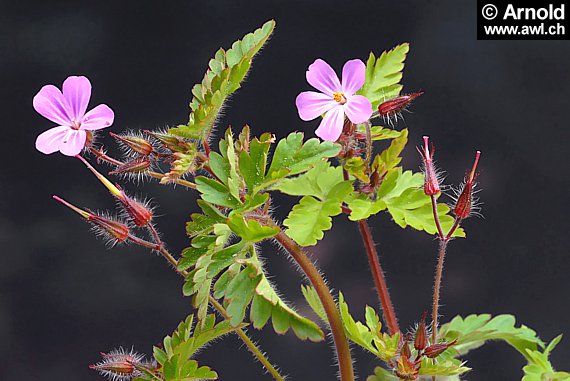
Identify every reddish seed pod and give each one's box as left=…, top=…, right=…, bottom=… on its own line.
left=118, top=191, right=153, bottom=227
left=52, top=195, right=130, bottom=244
left=454, top=151, right=481, bottom=219
left=424, top=340, right=457, bottom=358
left=144, top=130, right=191, bottom=153
left=414, top=311, right=428, bottom=351
left=378, top=91, right=423, bottom=118
left=110, top=132, right=154, bottom=156
left=417, top=136, right=440, bottom=196
left=109, top=158, right=152, bottom=176
left=88, top=214, right=130, bottom=243
left=401, top=334, right=412, bottom=359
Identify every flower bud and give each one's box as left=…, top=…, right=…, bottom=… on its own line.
left=424, top=340, right=457, bottom=358
left=89, top=347, right=146, bottom=381
left=417, top=136, right=440, bottom=196
left=109, top=158, right=152, bottom=176
left=378, top=91, right=423, bottom=119
left=454, top=151, right=481, bottom=219
left=414, top=312, right=428, bottom=351
left=53, top=196, right=130, bottom=244
left=110, top=132, right=154, bottom=156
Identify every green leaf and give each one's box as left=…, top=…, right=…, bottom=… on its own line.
left=301, top=285, right=328, bottom=323
left=338, top=293, right=400, bottom=363
left=439, top=314, right=544, bottom=360
left=215, top=248, right=324, bottom=341
left=227, top=214, right=279, bottom=242
left=373, top=168, right=465, bottom=237
left=418, top=357, right=471, bottom=377
left=373, top=128, right=408, bottom=178
left=195, top=176, right=241, bottom=208
left=283, top=181, right=353, bottom=246
left=238, top=132, right=273, bottom=194
left=274, top=161, right=345, bottom=199
left=156, top=314, right=244, bottom=381
left=358, top=43, right=410, bottom=109
left=366, top=367, right=399, bottom=381
left=265, top=132, right=340, bottom=185
left=359, top=125, right=406, bottom=141
left=170, top=20, right=275, bottom=139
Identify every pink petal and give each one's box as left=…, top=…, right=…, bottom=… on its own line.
left=63, top=76, right=92, bottom=122
left=341, top=59, right=366, bottom=95
left=306, top=59, right=342, bottom=96
left=33, top=85, right=72, bottom=126
left=59, top=129, right=87, bottom=156
left=344, top=95, right=373, bottom=124
left=81, top=104, right=114, bottom=130
left=296, top=91, right=337, bottom=121
left=35, top=126, right=70, bottom=154
left=315, top=106, right=345, bottom=142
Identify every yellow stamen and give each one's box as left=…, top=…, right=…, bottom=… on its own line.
left=333, top=92, right=347, bottom=104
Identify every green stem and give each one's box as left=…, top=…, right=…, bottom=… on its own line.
left=274, top=231, right=354, bottom=381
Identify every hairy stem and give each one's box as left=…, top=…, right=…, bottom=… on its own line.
left=274, top=231, right=354, bottom=381
left=430, top=195, right=445, bottom=239
left=431, top=239, right=448, bottom=344
left=357, top=220, right=400, bottom=335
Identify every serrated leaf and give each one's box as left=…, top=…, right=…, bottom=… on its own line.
left=274, top=161, right=345, bottom=199
left=358, top=43, right=410, bottom=109
left=238, top=132, right=273, bottom=194
left=265, top=132, right=341, bottom=185
left=338, top=293, right=400, bottom=363
left=283, top=181, right=353, bottom=246
left=227, top=214, right=279, bottom=242
left=418, top=357, right=471, bottom=377
left=373, top=128, right=408, bottom=177
left=301, top=285, right=328, bottom=324
left=373, top=168, right=465, bottom=237
left=170, top=20, right=275, bottom=139
left=439, top=314, right=544, bottom=360
left=358, top=125, right=405, bottom=141
left=366, top=367, right=399, bottom=381
left=195, top=176, right=241, bottom=208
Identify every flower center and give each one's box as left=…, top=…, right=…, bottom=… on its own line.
left=71, top=120, right=81, bottom=130
left=333, top=92, right=347, bottom=105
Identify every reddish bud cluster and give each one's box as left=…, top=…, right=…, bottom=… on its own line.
left=390, top=312, right=457, bottom=380
left=109, top=158, right=152, bottom=176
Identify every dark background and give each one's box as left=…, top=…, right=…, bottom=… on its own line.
left=1, top=1, right=569, bottom=380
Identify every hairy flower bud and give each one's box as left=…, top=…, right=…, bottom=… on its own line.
left=414, top=312, right=428, bottom=351
left=424, top=340, right=457, bottom=358
left=109, top=158, right=152, bottom=176
left=378, top=91, right=423, bottom=119
left=89, top=347, right=146, bottom=381
left=454, top=151, right=481, bottom=219
left=53, top=196, right=130, bottom=244
left=417, top=136, right=440, bottom=196
left=110, top=132, right=154, bottom=156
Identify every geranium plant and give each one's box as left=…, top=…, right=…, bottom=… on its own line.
left=35, top=20, right=569, bottom=381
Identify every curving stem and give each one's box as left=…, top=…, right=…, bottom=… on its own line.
left=274, top=231, right=354, bottom=381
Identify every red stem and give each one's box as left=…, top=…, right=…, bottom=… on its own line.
left=357, top=220, right=400, bottom=335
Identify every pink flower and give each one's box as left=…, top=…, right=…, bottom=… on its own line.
left=34, top=76, right=114, bottom=156
left=296, top=59, right=372, bottom=142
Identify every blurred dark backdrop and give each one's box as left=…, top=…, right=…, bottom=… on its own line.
left=1, top=0, right=569, bottom=380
